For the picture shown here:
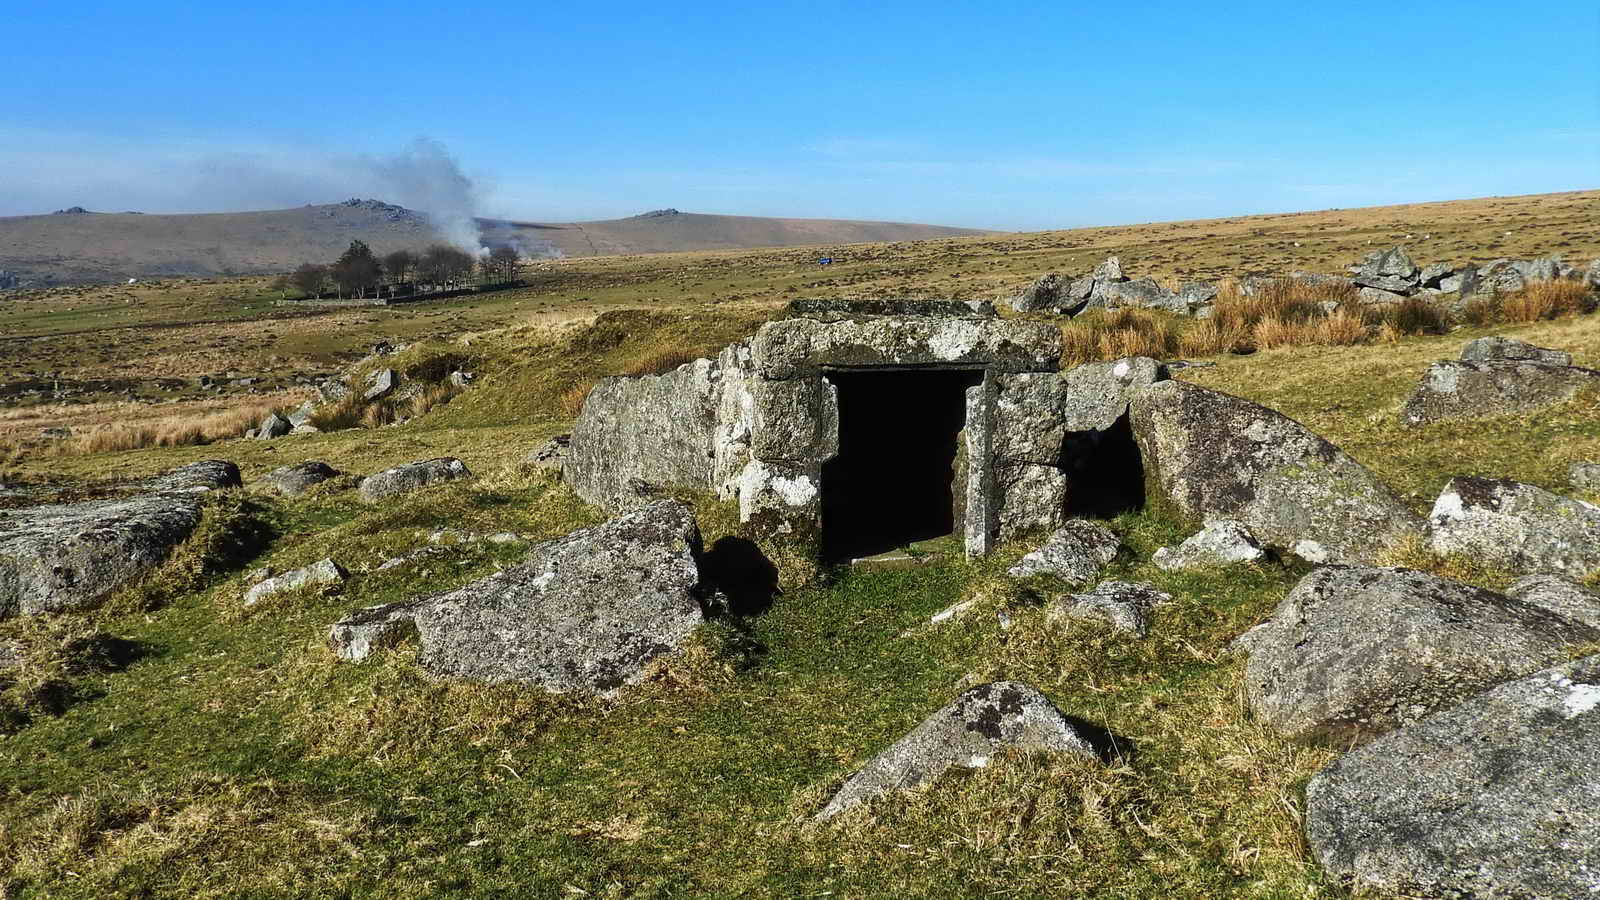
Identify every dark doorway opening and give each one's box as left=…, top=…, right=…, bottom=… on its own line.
left=821, top=369, right=982, bottom=562
left=1061, top=412, right=1145, bottom=518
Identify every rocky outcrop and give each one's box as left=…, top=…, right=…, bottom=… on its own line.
left=363, top=368, right=397, bottom=402
left=1400, top=359, right=1600, bottom=426
left=145, top=460, right=241, bottom=493
left=357, top=457, right=471, bottom=503
left=1351, top=246, right=1420, bottom=294
left=1046, top=580, right=1169, bottom=638
left=256, top=412, right=290, bottom=440
left=814, top=682, right=1105, bottom=821
left=1009, top=273, right=1069, bottom=314
left=1152, top=519, right=1264, bottom=570
left=256, top=461, right=340, bottom=497
left=1, top=493, right=206, bottom=619
left=243, top=558, right=346, bottom=606
left=1506, top=575, right=1600, bottom=630
left=328, top=601, right=420, bottom=661
left=1130, top=380, right=1423, bottom=563
left=1427, top=476, right=1600, bottom=577
left=1459, top=335, right=1572, bottom=366
left=1006, top=521, right=1121, bottom=584
left=524, top=435, right=569, bottom=475
left=1237, top=565, right=1597, bottom=744
left=1306, top=654, right=1600, bottom=899
left=331, top=501, right=705, bottom=694
left=1571, top=461, right=1600, bottom=493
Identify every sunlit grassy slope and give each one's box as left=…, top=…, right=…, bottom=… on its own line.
left=2, top=190, right=1599, bottom=897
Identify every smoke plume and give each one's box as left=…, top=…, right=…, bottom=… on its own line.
left=365, top=139, right=482, bottom=251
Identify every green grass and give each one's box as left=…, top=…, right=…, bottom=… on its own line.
left=5, top=270, right=1600, bottom=897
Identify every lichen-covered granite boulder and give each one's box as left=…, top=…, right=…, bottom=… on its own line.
left=1237, top=565, right=1598, bottom=745
left=1400, top=359, right=1600, bottom=426
left=0, top=461, right=245, bottom=619
left=1307, top=654, right=1600, bottom=899
left=1129, top=380, right=1423, bottom=563
left=357, top=457, right=471, bottom=503
left=1427, top=476, right=1600, bottom=578
left=330, top=501, right=704, bottom=695
left=815, top=682, right=1105, bottom=821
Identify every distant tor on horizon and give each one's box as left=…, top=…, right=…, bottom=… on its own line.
left=0, top=201, right=993, bottom=286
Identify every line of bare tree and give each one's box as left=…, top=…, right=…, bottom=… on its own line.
left=273, top=241, right=521, bottom=300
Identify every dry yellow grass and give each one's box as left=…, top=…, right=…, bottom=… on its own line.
left=46, top=402, right=284, bottom=455
left=558, top=380, right=596, bottom=418
left=621, top=347, right=704, bottom=377
left=1501, top=279, right=1594, bottom=323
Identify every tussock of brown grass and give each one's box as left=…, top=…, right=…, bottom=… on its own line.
left=360, top=402, right=396, bottom=429
left=1062, top=309, right=1182, bottom=367
left=1314, top=307, right=1367, bottom=345
left=59, top=402, right=281, bottom=455
left=1501, top=280, right=1594, bottom=323
left=306, top=393, right=364, bottom=431
left=408, top=384, right=458, bottom=419
left=559, top=380, right=597, bottom=419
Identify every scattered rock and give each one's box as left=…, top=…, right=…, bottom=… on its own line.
left=448, top=370, right=474, bottom=388
left=1175, top=281, right=1219, bottom=311
left=358, top=457, right=471, bottom=503
left=256, top=461, right=340, bottom=497
left=256, top=412, right=290, bottom=440
left=373, top=546, right=449, bottom=572
left=1100, top=277, right=1183, bottom=313
left=1010, top=273, right=1067, bottom=313
left=145, top=459, right=241, bottom=493
left=1006, top=521, right=1122, bottom=584
left=328, top=601, right=422, bottom=661
left=1401, top=359, right=1600, bottom=426
left=363, top=368, right=397, bottom=402
left=1570, top=461, right=1600, bottom=493
left=1476, top=259, right=1527, bottom=294
left=1427, top=476, right=1600, bottom=577
left=1238, top=565, right=1598, bottom=744
left=243, top=558, right=347, bottom=606
left=286, top=401, right=317, bottom=428
left=1352, top=246, right=1420, bottom=293
left=1152, top=519, right=1264, bottom=570
left=1093, top=256, right=1123, bottom=283
left=1130, top=380, right=1423, bottom=563
left=316, top=376, right=351, bottom=404
left=1506, top=575, right=1600, bottom=629
left=1306, top=654, right=1600, bottom=899
left=1459, top=335, right=1572, bottom=366
left=1046, top=580, right=1169, bottom=637
left=1417, top=261, right=1452, bottom=289
left=1356, top=286, right=1407, bottom=305
left=525, top=435, right=569, bottom=475
left=814, top=682, right=1106, bottom=821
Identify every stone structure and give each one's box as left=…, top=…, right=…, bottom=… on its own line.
left=568, top=302, right=1153, bottom=560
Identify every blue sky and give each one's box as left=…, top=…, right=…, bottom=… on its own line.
left=3, top=0, right=1596, bottom=230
